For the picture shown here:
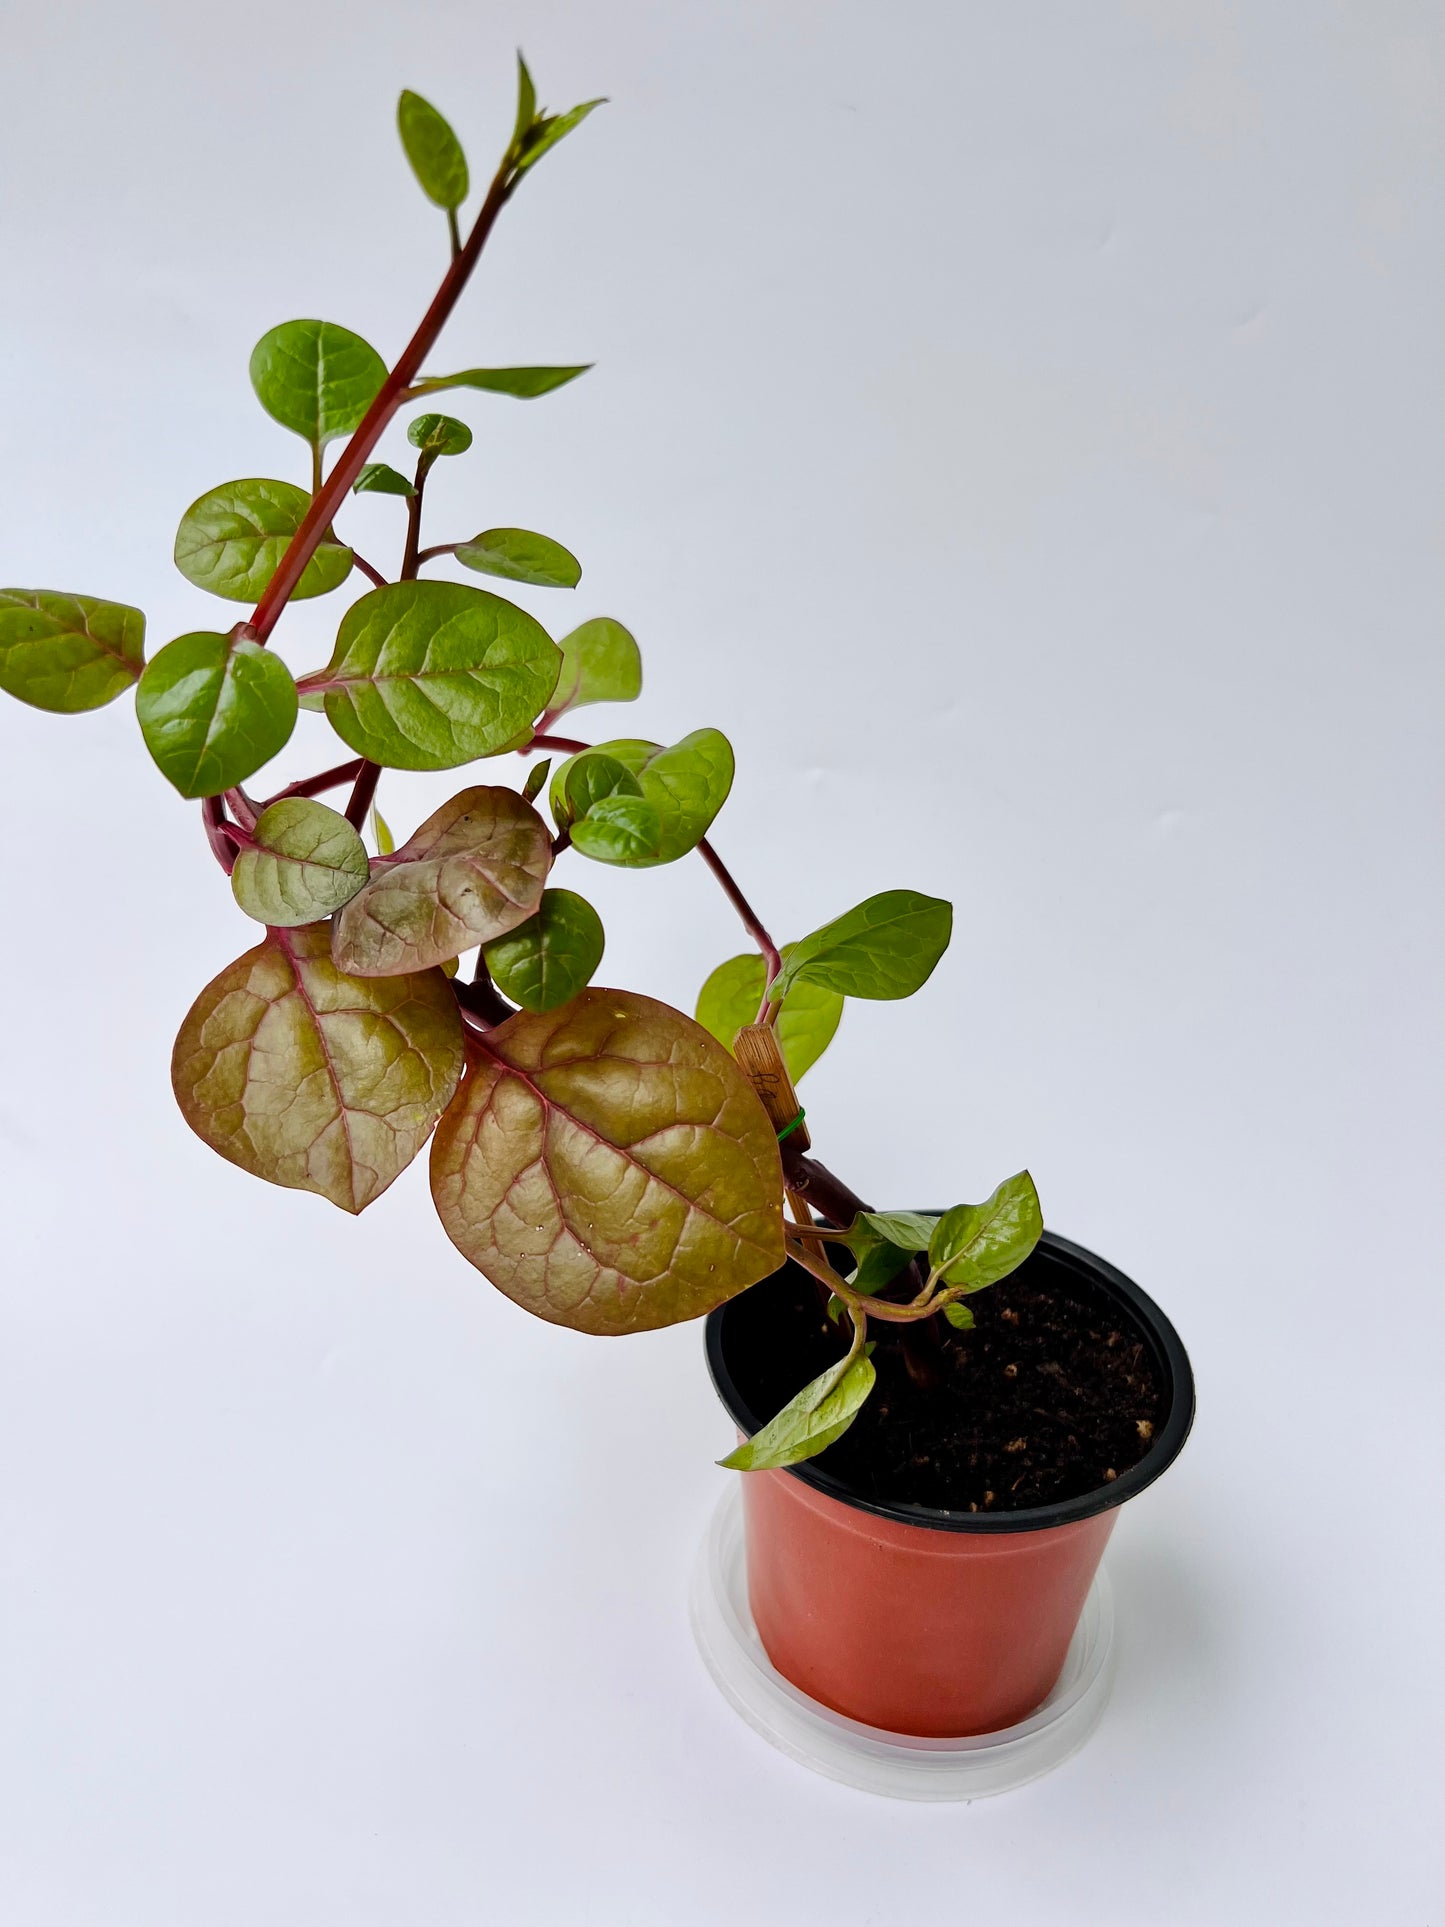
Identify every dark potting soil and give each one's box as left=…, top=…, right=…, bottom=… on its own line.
left=722, top=1246, right=1166, bottom=1513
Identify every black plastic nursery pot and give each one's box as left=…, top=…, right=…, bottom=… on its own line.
left=706, top=1230, right=1195, bottom=1737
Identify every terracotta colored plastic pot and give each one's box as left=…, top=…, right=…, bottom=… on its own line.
left=705, top=1230, right=1194, bottom=1738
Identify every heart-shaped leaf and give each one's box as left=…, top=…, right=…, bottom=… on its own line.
left=430, top=988, right=784, bottom=1335
left=0, top=589, right=145, bottom=712
left=353, top=463, right=415, bottom=498
left=771, top=890, right=952, bottom=1002
left=695, top=950, right=843, bottom=1084
left=230, top=798, right=370, bottom=927
left=305, top=581, right=561, bottom=771
left=456, top=528, right=580, bottom=589
left=396, top=89, right=469, bottom=209
left=331, top=785, right=552, bottom=976
left=483, top=887, right=605, bottom=1011
left=173, top=922, right=465, bottom=1214
left=719, top=1350, right=876, bottom=1471
left=173, top=479, right=352, bottom=603
left=136, top=632, right=297, bottom=798
left=408, top=412, right=472, bottom=458
left=929, top=1172, right=1042, bottom=1292
left=552, top=730, right=733, bottom=867
left=547, top=618, right=641, bottom=715
left=408, top=365, right=591, bottom=401
left=249, top=320, right=388, bottom=450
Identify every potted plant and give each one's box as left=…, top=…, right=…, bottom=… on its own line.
left=0, top=64, right=1193, bottom=1749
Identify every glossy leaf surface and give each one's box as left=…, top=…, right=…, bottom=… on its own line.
left=249, top=320, right=388, bottom=449
left=929, top=1172, right=1043, bottom=1292
left=407, top=365, right=591, bottom=400
left=771, top=890, right=952, bottom=1002
left=173, top=923, right=464, bottom=1214
left=173, top=479, right=352, bottom=603
left=309, top=581, right=561, bottom=771
left=548, top=618, right=641, bottom=714
left=695, top=951, right=843, bottom=1083
left=483, top=887, right=604, bottom=1011
left=353, top=463, right=415, bottom=498
left=553, top=730, right=733, bottom=867
left=396, top=89, right=469, bottom=208
left=456, top=527, right=580, bottom=589
left=430, top=989, right=784, bottom=1335
left=136, top=632, right=297, bottom=798
left=332, top=785, right=551, bottom=975
left=230, top=798, right=370, bottom=927
left=569, top=794, right=662, bottom=863
left=407, top=412, right=472, bottom=458
left=719, top=1350, right=875, bottom=1471
left=0, top=590, right=144, bottom=712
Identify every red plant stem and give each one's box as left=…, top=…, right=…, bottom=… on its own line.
left=246, top=167, right=515, bottom=645
left=344, top=760, right=382, bottom=831
left=201, top=797, right=239, bottom=874
left=262, top=759, right=366, bottom=807
left=526, top=731, right=589, bottom=755
left=697, top=837, right=783, bottom=984
left=351, top=550, right=388, bottom=589
left=401, top=462, right=428, bottom=581
left=414, top=542, right=458, bottom=565
left=223, top=787, right=259, bottom=833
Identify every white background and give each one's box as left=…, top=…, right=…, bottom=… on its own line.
left=0, top=2, right=1440, bottom=1921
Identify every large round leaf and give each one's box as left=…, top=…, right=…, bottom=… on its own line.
left=230, top=798, right=370, bottom=927
left=173, top=479, right=353, bottom=603
left=307, top=581, right=562, bottom=772
left=136, top=632, right=297, bottom=799
left=172, top=922, right=465, bottom=1215
left=0, top=589, right=144, bottom=712
left=430, top=989, right=785, bottom=1335
left=695, top=950, right=843, bottom=1083
left=249, top=320, right=388, bottom=449
left=483, top=889, right=604, bottom=1012
left=331, top=785, right=552, bottom=976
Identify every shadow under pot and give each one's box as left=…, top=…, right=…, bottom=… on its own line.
left=705, top=1228, right=1195, bottom=1739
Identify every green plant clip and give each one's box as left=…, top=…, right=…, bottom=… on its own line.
left=775, top=1108, right=807, bottom=1144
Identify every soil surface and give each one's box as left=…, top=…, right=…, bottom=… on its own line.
left=721, top=1244, right=1166, bottom=1513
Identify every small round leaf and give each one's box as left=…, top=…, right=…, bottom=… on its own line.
left=456, top=527, right=580, bottom=589
left=249, top=321, right=388, bottom=449
left=407, top=413, right=472, bottom=457
left=0, top=589, right=144, bottom=712
left=174, top=479, right=352, bottom=603
left=137, top=632, right=297, bottom=799
left=483, top=888, right=605, bottom=1012
left=396, top=90, right=469, bottom=209
left=548, top=617, right=641, bottom=715
left=230, top=798, right=370, bottom=927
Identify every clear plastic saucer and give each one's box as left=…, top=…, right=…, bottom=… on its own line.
left=689, top=1486, right=1116, bottom=1801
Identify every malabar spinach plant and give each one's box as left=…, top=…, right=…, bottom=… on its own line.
left=0, top=65, right=1045, bottom=1472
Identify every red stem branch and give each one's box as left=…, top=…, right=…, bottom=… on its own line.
left=344, top=761, right=382, bottom=831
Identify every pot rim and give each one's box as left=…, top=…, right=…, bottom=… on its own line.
left=705, top=1227, right=1195, bottom=1536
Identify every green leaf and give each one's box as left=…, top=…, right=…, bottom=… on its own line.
left=249, top=320, right=388, bottom=450
left=172, top=922, right=465, bottom=1215
left=456, top=527, right=580, bottom=590
left=511, top=53, right=537, bottom=155
left=719, top=1350, right=875, bottom=1471
left=771, top=890, right=952, bottom=1002
left=849, top=1238, right=915, bottom=1296
left=136, top=632, right=297, bottom=799
left=230, top=798, right=370, bottom=927
left=370, top=804, right=395, bottom=855
left=853, top=1210, right=938, bottom=1252
left=929, top=1172, right=1043, bottom=1292
left=407, top=365, right=592, bottom=401
left=568, top=793, right=661, bottom=864
left=353, top=463, right=415, bottom=498
left=407, top=412, right=472, bottom=458
left=430, top=988, right=784, bottom=1334
left=943, top=1302, right=976, bottom=1330
left=521, top=757, right=551, bottom=805
left=553, top=730, right=734, bottom=868
left=695, top=950, right=843, bottom=1084
left=551, top=749, right=642, bottom=827
left=0, top=589, right=144, bottom=712
left=331, top=784, right=551, bottom=975
left=396, top=89, right=469, bottom=209
left=515, top=98, right=606, bottom=173
left=305, top=581, right=561, bottom=772
left=831, top=1209, right=938, bottom=1295
left=173, top=479, right=352, bottom=603
left=548, top=618, right=641, bottom=715
left=483, top=888, right=604, bottom=1011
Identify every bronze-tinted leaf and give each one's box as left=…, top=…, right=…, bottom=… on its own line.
left=172, top=923, right=465, bottom=1214
left=331, top=785, right=552, bottom=977
left=430, top=989, right=785, bottom=1335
